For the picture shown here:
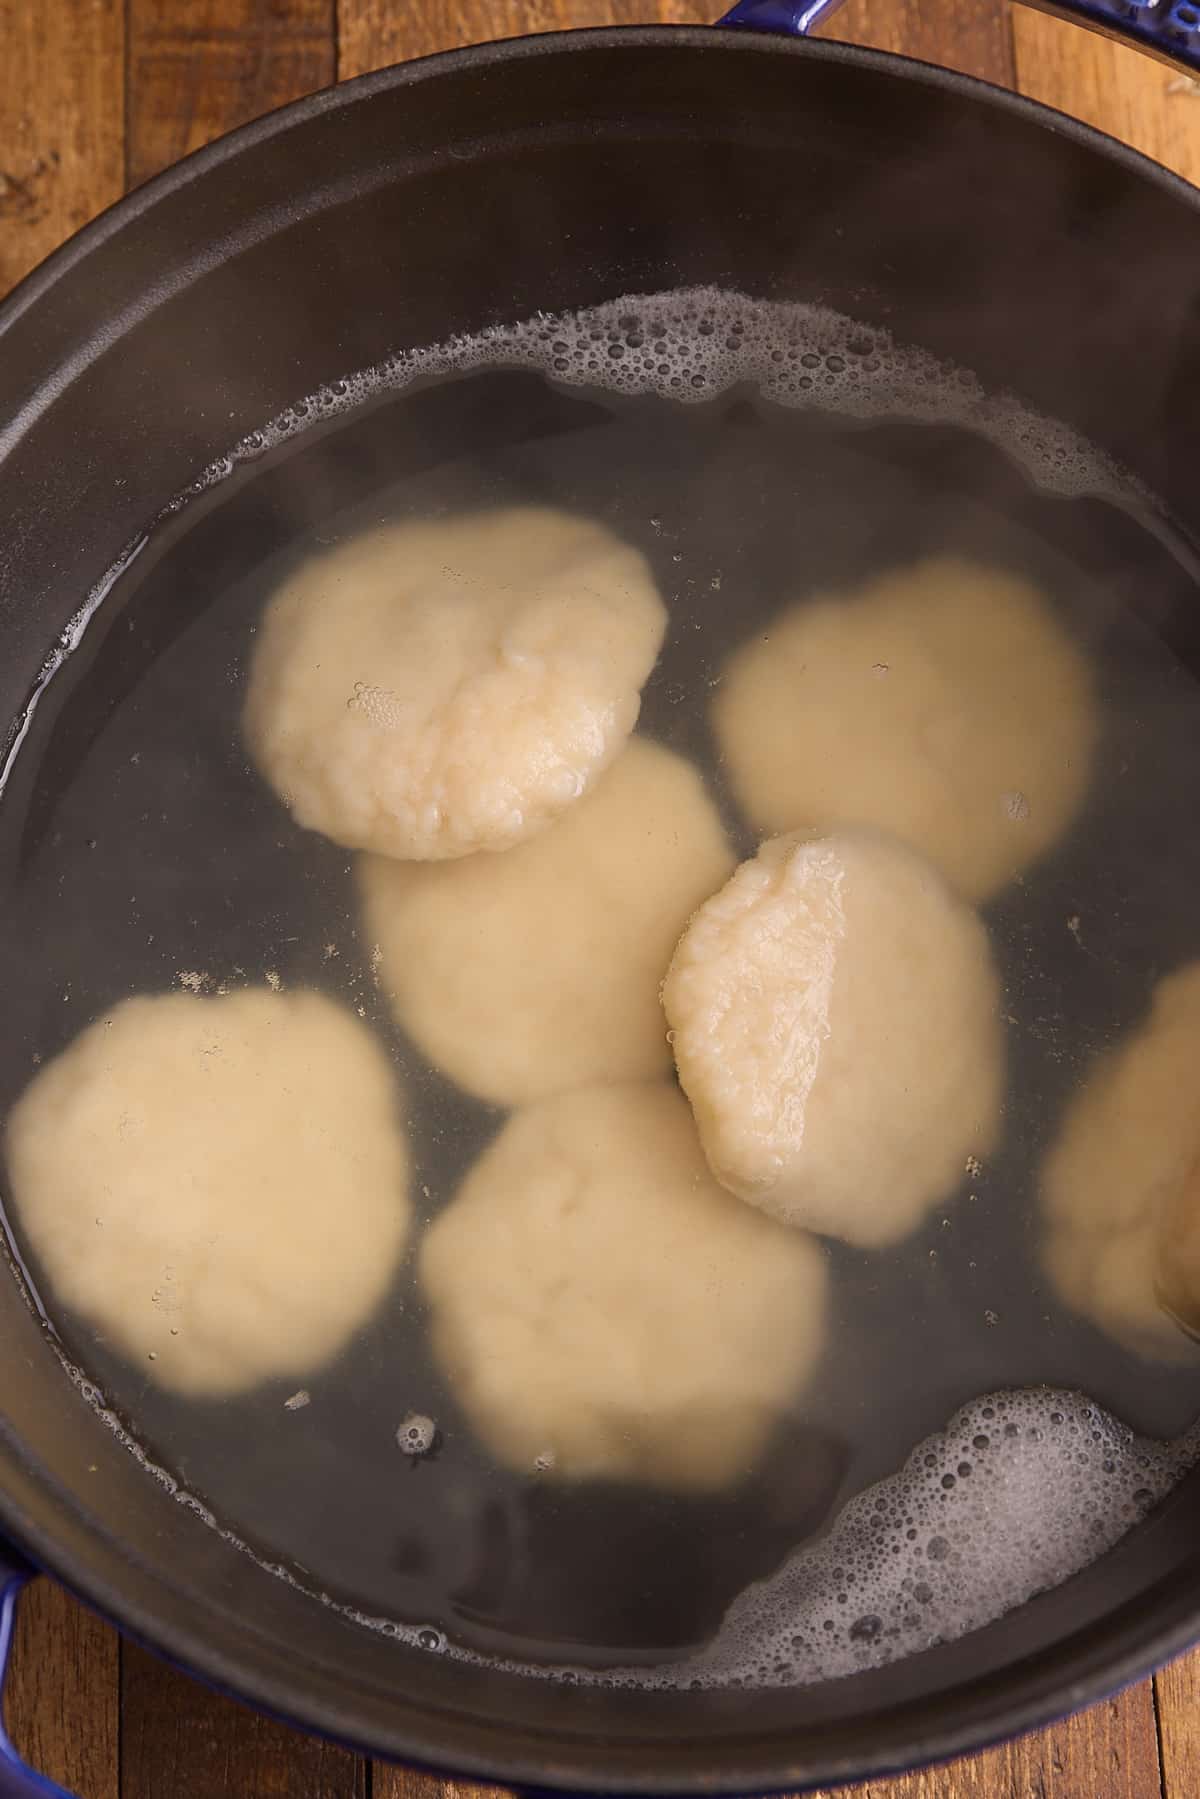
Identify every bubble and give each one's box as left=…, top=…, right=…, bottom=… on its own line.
left=167, top=285, right=1154, bottom=524
left=396, top=1412, right=437, bottom=1456
left=612, top=1390, right=1199, bottom=1692
left=849, top=1613, right=882, bottom=1643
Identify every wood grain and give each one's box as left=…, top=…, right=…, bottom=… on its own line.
left=337, top=0, right=710, bottom=81
left=4, top=1581, right=119, bottom=1799
left=120, top=1640, right=365, bottom=1798
left=127, top=0, right=335, bottom=189
left=374, top=1769, right=508, bottom=1799
left=1155, top=1648, right=1200, bottom=1799
left=1013, top=6, right=1200, bottom=184
left=0, top=0, right=124, bottom=294
left=815, top=0, right=1014, bottom=85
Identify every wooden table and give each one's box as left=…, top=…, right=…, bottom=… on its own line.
left=2, top=1, right=1199, bottom=1793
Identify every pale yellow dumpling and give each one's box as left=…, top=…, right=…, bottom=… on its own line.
left=243, top=506, right=666, bottom=861
left=420, top=1082, right=829, bottom=1491
left=358, top=737, right=734, bottom=1107
left=1040, top=963, right=1200, bottom=1363
left=663, top=830, right=1004, bottom=1249
left=4, top=988, right=411, bottom=1395
left=712, top=557, right=1097, bottom=901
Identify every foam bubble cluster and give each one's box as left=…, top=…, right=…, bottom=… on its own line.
left=397, top=1411, right=437, bottom=1456
left=210, top=285, right=1147, bottom=508
left=622, top=1389, right=1200, bottom=1689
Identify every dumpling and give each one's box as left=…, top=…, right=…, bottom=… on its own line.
left=243, top=506, right=666, bottom=861
left=3, top=988, right=411, bottom=1395
left=711, top=557, right=1097, bottom=901
left=662, top=830, right=1004, bottom=1249
left=358, top=737, right=734, bottom=1107
left=419, top=1082, right=829, bottom=1491
left=1040, top=963, right=1200, bottom=1362
left=1155, top=1156, right=1200, bottom=1346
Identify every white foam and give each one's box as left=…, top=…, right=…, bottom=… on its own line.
left=617, top=1389, right=1200, bottom=1688
left=209, top=285, right=1155, bottom=511
left=397, top=1411, right=437, bottom=1456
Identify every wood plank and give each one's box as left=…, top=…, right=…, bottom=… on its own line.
left=0, top=0, right=124, bottom=296
left=337, top=1, right=710, bottom=82
left=1155, top=1646, right=1200, bottom=1799
left=374, top=1767, right=508, bottom=1799
left=1012, top=6, right=1200, bottom=184
left=119, top=1639, right=365, bottom=1798
left=127, top=0, right=336, bottom=190
left=3, top=1581, right=120, bottom=1799
left=816, top=0, right=1014, bottom=86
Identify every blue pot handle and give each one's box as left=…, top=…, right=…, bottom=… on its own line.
left=0, top=1548, right=75, bottom=1799
left=718, top=0, right=1200, bottom=75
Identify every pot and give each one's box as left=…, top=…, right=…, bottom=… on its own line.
left=2, top=4, right=1200, bottom=1794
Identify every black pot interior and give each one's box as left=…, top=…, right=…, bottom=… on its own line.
left=2, top=30, right=1200, bottom=1792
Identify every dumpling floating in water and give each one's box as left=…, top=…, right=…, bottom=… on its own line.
left=243, top=505, right=667, bottom=861
left=711, top=557, right=1097, bottom=901
left=1155, top=1155, right=1200, bottom=1347
left=358, top=736, right=734, bottom=1108
left=1040, top=962, right=1200, bottom=1363
left=3, top=987, right=412, bottom=1396
left=419, top=1081, right=829, bottom=1491
left=662, top=830, right=1004, bottom=1250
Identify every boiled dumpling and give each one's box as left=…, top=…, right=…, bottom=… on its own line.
left=662, top=830, right=1004, bottom=1249
left=243, top=506, right=666, bottom=861
left=419, top=1082, right=829, bottom=1491
left=1155, top=1156, right=1200, bottom=1346
left=3, top=988, right=411, bottom=1395
left=358, top=736, right=734, bottom=1107
left=711, top=557, right=1097, bottom=901
left=1040, top=963, right=1200, bottom=1362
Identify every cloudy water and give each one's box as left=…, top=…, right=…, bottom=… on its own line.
left=2, top=291, right=1200, bottom=1681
